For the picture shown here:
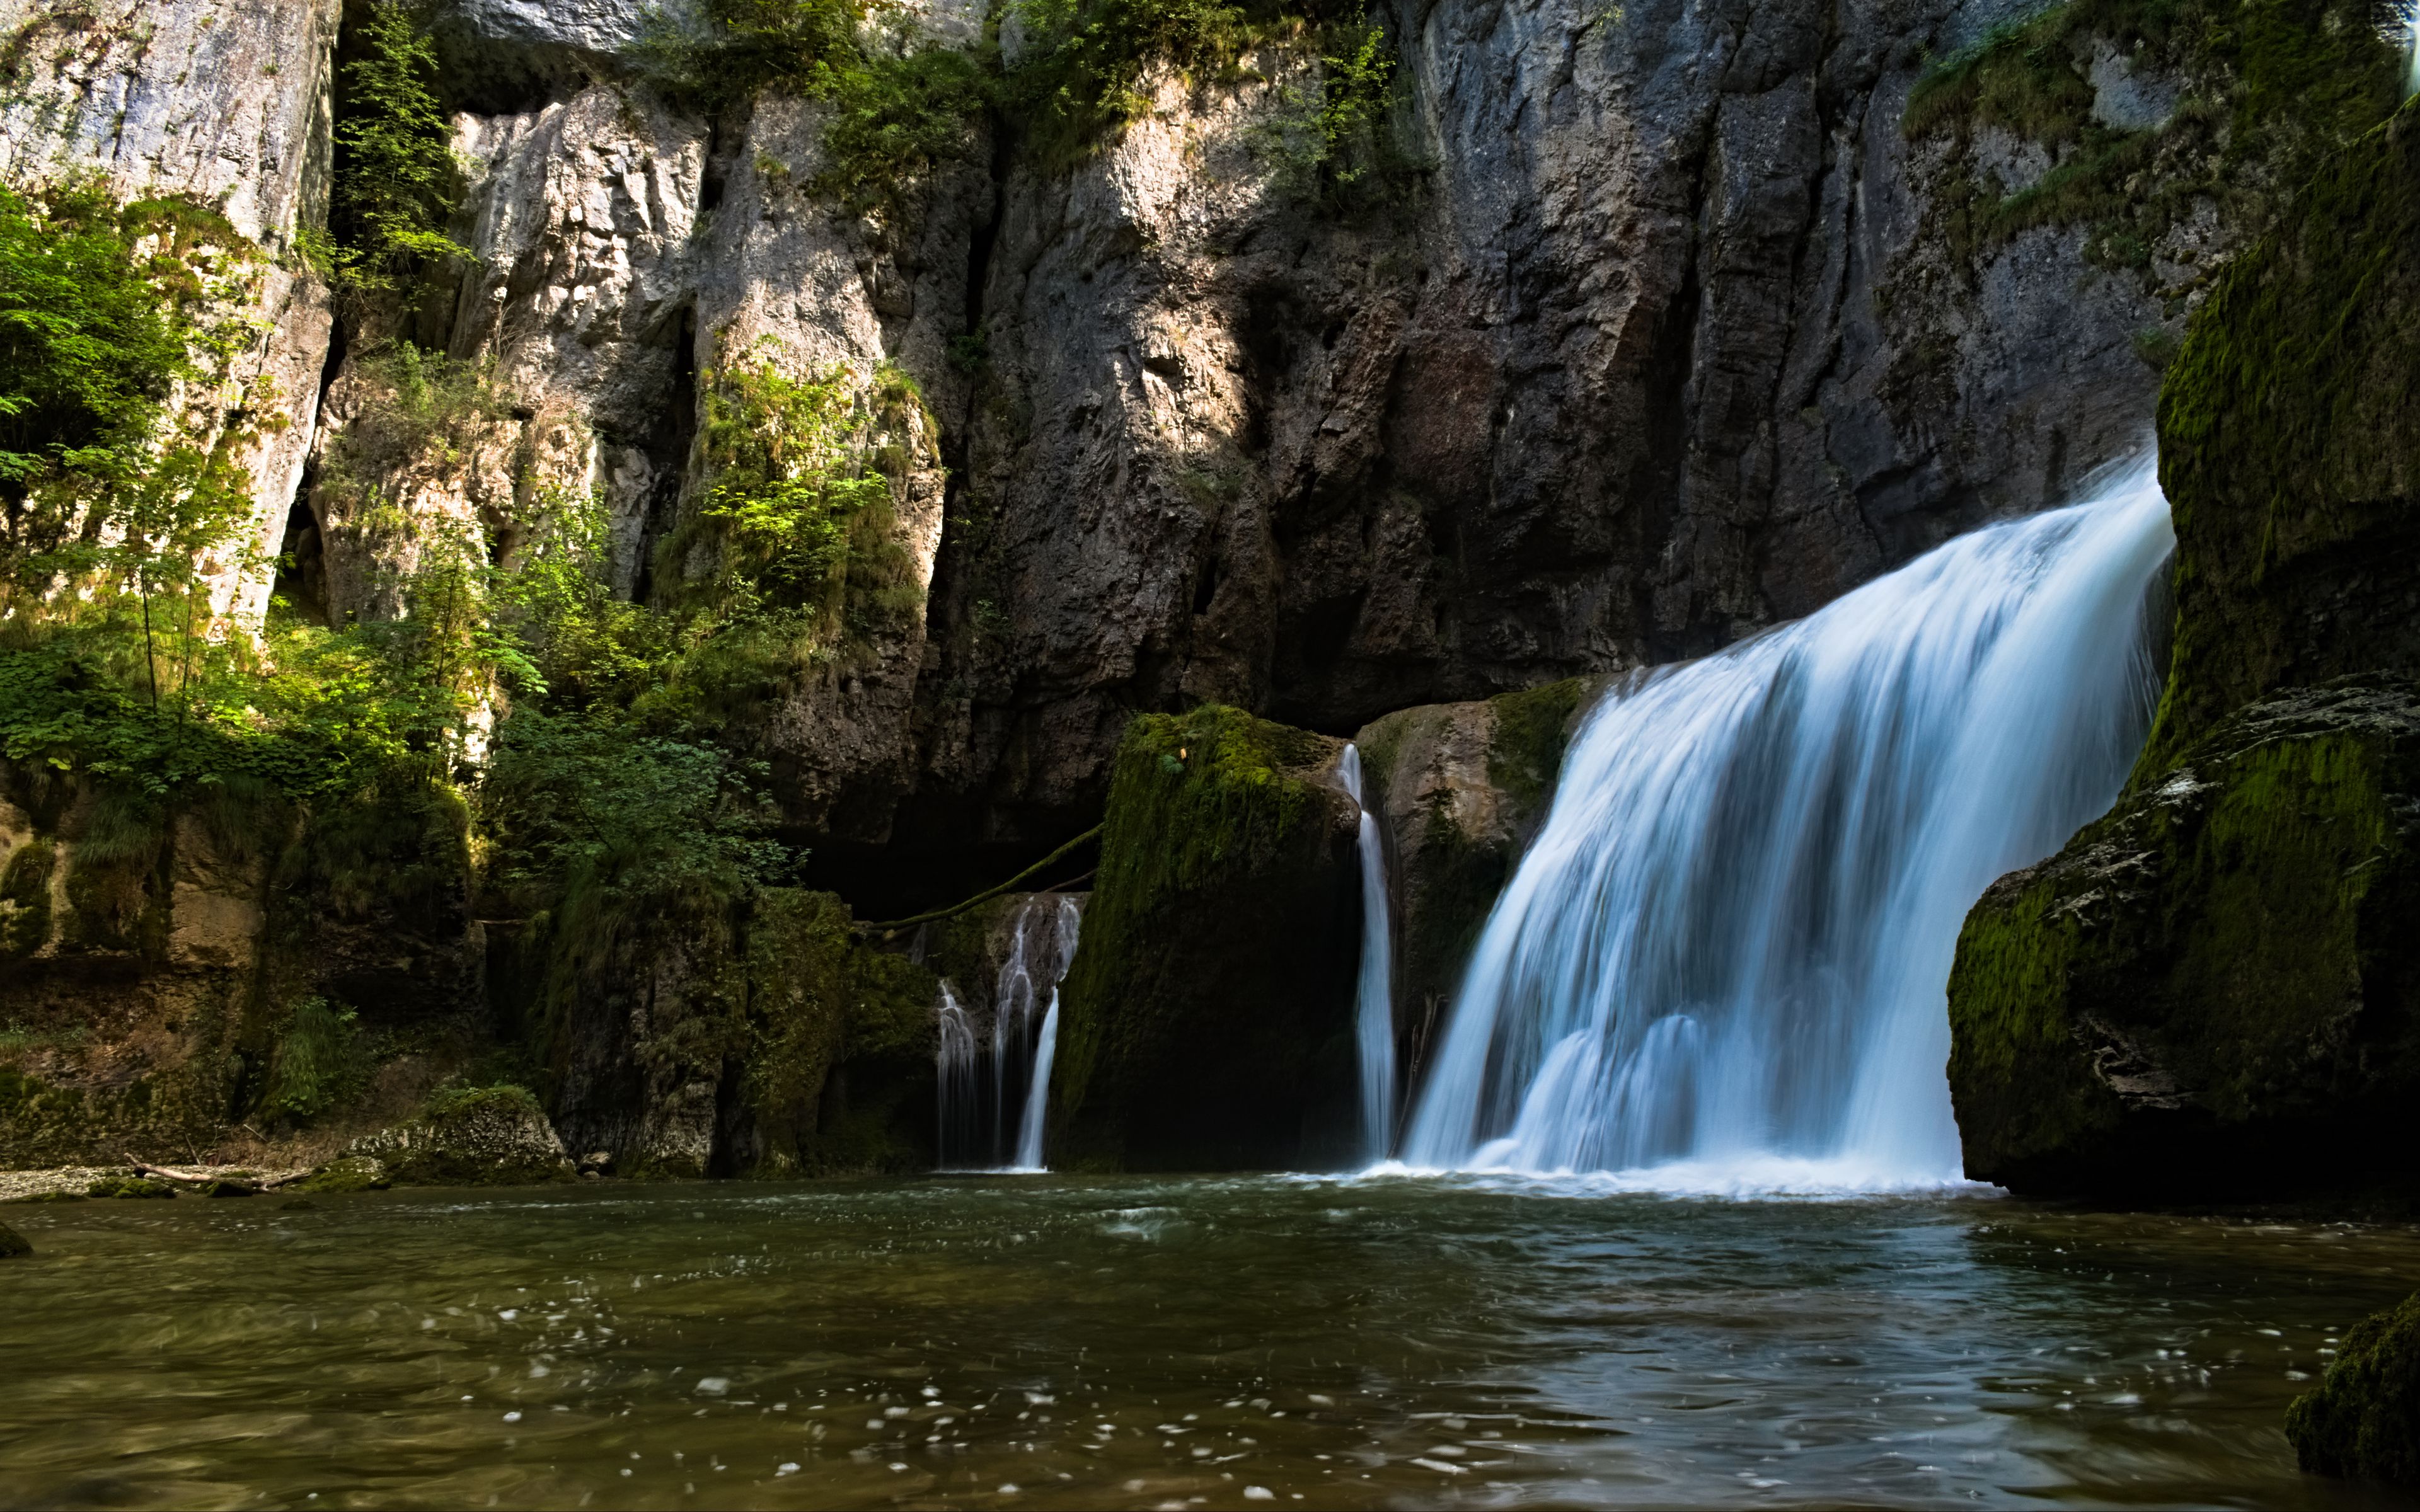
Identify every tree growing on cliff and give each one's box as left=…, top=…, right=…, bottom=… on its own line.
left=325, top=0, right=473, bottom=297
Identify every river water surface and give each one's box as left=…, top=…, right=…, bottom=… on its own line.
left=5, top=1174, right=2416, bottom=1509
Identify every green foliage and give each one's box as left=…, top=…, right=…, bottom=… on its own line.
left=0, top=835, right=54, bottom=959
left=328, top=0, right=473, bottom=294
left=479, top=707, right=788, bottom=910
left=1901, top=0, right=2402, bottom=263
left=0, top=180, right=197, bottom=487
left=641, top=0, right=1402, bottom=213
left=256, top=997, right=366, bottom=1123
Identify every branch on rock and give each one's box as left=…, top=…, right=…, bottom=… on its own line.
left=855, top=825, right=1104, bottom=937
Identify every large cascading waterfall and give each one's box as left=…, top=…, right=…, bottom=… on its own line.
left=1339, top=746, right=1397, bottom=1164
left=933, top=893, right=1084, bottom=1171
left=1395, top=458, right=2176, bottom=1191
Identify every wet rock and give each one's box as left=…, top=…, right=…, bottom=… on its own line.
left=1052, top=706, right=1361, bottom=1169
left=351, top=1086, right=576, bottom=1187
left=1949, top=683, right=2420, bottom=1196
left=1949, top=105, right=2420, bottom=1201
left=83, top=1177, right=175, bottom=1200
left=2288, top=1292, right=2420, bottom=1483
left=194, top=1179, right=259, bottom=1199
left=291, top=1155, right=393, bottom=1194
left=1353, top=679, right=1606, bottom=1085
left=0, top=1221, right=28, bottom=1257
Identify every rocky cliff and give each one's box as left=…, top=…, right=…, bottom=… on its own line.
left=1947, top=99, right=2420, bottom=1200
left=2, top=0, right=2400, bottom=1177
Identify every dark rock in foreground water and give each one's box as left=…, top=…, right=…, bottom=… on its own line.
left=0, top=1220, right=29, bottom=1257
left=2288, top=1292, right=2420, bottom=1483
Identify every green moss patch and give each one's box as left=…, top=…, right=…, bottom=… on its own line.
left=2288, top=1290, right=2420, bottom=1483
left=1947, top=679, right=2420, bottom=1194
left=1053, top=705, right=1359, bottom=1169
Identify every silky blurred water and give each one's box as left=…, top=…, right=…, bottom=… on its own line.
left=3, top=1175, right=2414, bottom=1509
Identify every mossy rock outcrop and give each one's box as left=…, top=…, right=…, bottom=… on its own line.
left=2146, top=98, right=2420, bottom=776
left=1052, top=706, right=1361, bottom=1170
left=289, top=1155, right=390, bottom=1194
left=1948, top=680, right=2420, bottom=1195
left=350, top=1085, right=576, bottom=1186
left=2287, top=1291, right=2420, bottom=1484
left=533, top=878, right=941, bottom=1181
left=84, top=1176, right=174, bottom=1199
left=1352, top=678, right=1603, bottom=1089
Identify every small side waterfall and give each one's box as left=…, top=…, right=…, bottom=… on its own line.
left=1339, top=745, right=1397, bottom=1164
left=933, top=893, right=1083, bottom=1171
left=936, top=983, right=980, bottom=1159
left=1397, top=458, right=2176, bottom=1191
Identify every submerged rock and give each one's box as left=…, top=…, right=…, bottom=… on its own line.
left=0, top=1221, right=28, bottom=1257
left=351, top=1086, right=575, bottom=1187
left=2288, top=1292, right=2420, bottom=1483
left=1052, top=706, right=1361, bottom=1170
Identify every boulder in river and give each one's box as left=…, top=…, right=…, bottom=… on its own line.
left=350, top=1085, right=575, bottom=1186
left=0, top=1220, right=28, bottom=1257
left=2288, top=1291, right=2420, bottom=1483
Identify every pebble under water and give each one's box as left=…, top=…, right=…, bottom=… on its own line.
left=4, top=1176, right=2416, bottom=1509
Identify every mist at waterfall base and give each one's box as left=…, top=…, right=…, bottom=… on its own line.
left=1375, top=457, right=2175, bottom=1195
left=935, top=895, right=1082, bottom=1172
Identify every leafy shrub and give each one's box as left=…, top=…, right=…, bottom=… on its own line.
left=256, top=997, right=366, bottom=1123
left=325, top=0, right=473, bottom=294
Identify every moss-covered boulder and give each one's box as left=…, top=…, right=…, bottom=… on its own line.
left=1352, top=679, right=1603, bottom=1084
left=531, top=876, right=941, bottom=1180
left=1948, top=680, right=2420, bottom=1194
left=2146, top=100, right=2420, bottom=776
left=1052, top=706, right=1361, bottom=1170
left=2288, top=1292, right=2420, bottom=1483
left=1947, top=100, right=2420, bottom=1200
left=84, top=1176, right=174, bottom=1199
left=350, top=1085, right=575, bottom=1186
left=0, top=1220, right=28, bottom=1257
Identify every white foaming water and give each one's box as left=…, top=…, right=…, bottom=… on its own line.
left=1338, top=745, right=1398, bottom=1164
left=933, top=893, right=1084, bottom=1171
left=1395, top=456, right=2176, bottom=1193
left=936, top=983, right=979, bottom=1157
left=1011, top=896, right=1083, bottom=1171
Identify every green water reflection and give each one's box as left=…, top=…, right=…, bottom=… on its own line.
left=3, top=1174, right=2415, bottom=1509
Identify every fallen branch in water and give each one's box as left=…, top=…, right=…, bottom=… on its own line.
left=855, top=825, right=1104, bottom=936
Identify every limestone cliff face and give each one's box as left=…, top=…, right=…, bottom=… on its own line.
left=907, top=0, right=2199, bottom=849
left=0, top=0, right=2322, bottom=1176
left=260, top=0, right=2211, bottom=857
left=0, top=0, right=340, bottom=626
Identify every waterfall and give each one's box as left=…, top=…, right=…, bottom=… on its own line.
left=1396, top=457, right=2175, bottom=1193
left=2407, top=1, right=2420, bottom=96
left=933, top=893, right=1084, bottom=1171
left=1011, top=897, right=1082, bottom=1171
left=1339, top=745, right=1398, bottom=1164
left=936, top=982, right=980, bottom=1159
